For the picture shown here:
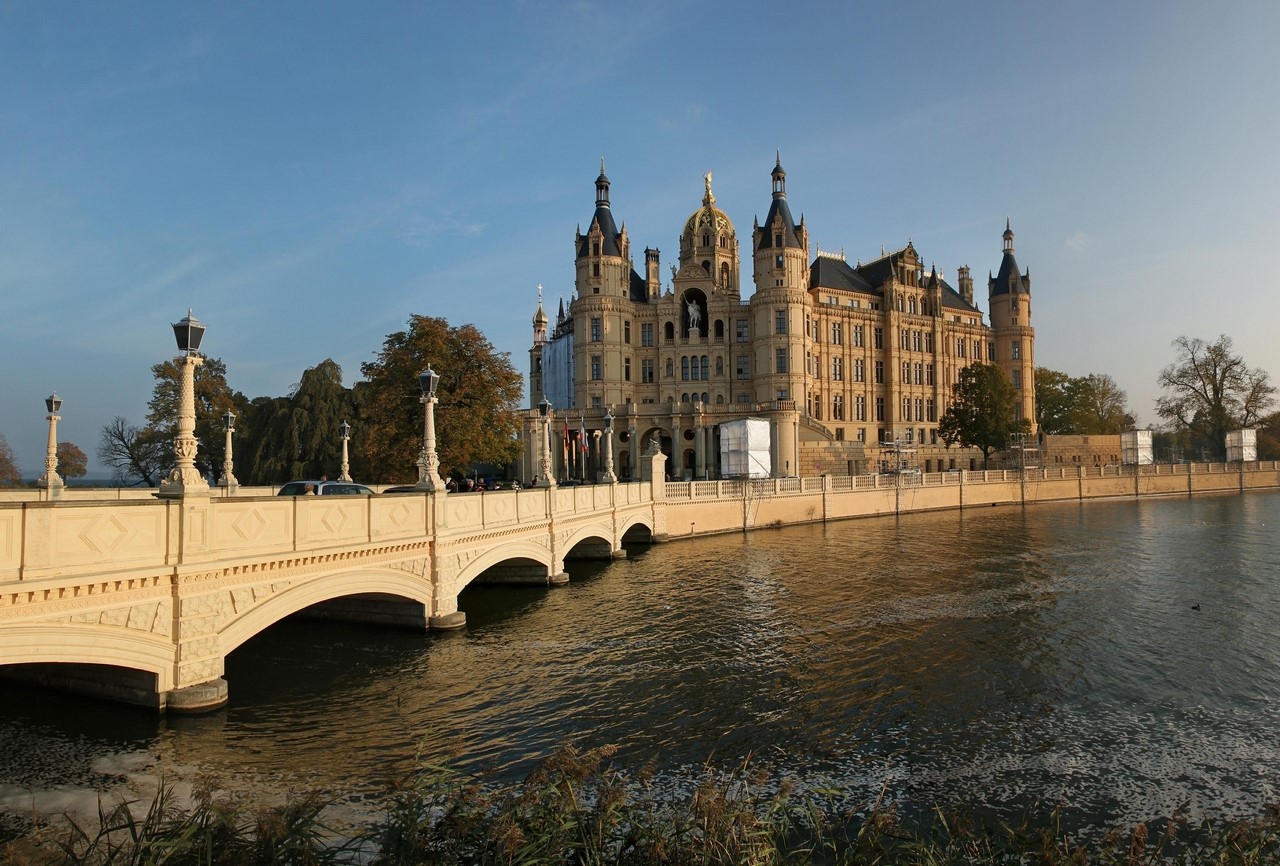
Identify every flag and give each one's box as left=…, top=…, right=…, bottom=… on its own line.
left=579, top=416, right=588, bottom=452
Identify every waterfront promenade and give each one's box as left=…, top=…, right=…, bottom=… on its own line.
left=2, top=454, right=1277, bottom=713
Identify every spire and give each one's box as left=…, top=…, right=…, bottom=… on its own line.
left=771, top=152, right=786, bottom=197
left=595, top=161, right=611, bottom=209
left=703, top=171, right=715, bottom=207
left=1003, top=217, right=1014, bottom=254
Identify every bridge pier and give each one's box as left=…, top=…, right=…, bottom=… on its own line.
left=429, top=611, right=467, bottom=630
left=166, top=678, right=229, bottom=713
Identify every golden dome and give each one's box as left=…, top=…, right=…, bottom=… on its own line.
left=682, top=172, right=734, bottom=239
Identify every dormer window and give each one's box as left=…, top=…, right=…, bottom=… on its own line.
left=774, top=233, right=782, bottom=247
left=592, top=242, right=600, bottom=256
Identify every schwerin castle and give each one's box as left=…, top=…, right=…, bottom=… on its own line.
left=521, top=156, right=1036, bottom=482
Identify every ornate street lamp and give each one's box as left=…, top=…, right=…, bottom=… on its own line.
left=38, top=393, right=64, bottom=494
left=159, top=310, right=210, bottom=497
left=537, top=397, right=555, bottom=488
left=338, top=420, right=352, bottom=482
left=601, top=408, right=617, bottom=484
left=415, top=367, right=445, bottom=491
left=220, top=409, right=239, bottom=493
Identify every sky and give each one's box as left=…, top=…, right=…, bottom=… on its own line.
left=2, top=1, right=1278, bottom=476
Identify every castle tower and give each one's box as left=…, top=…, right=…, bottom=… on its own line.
left=750, top=153, right=810, bottom=475
left=529, top=284, right=549, bottom=405
left=988, top=220, right=1036, bottom=431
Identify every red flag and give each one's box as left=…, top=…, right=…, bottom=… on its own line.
left=579, top=417, right=588, bottom=452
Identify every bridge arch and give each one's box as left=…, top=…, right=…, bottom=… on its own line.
left=453, top=539, right=554, bottom=590
left=220, top=567, right=434, bottom=655
left=0, top=623, right=175, bottom=689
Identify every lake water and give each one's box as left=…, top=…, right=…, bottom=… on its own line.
left=3, top=491, right=1279, bottom=837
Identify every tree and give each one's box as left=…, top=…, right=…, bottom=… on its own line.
left=1035, top=367, right=1076, bottom=434
left=239, top=360, right=355, bottom=483
left=360, top=316, right=523, bottom=483
left=1070, top=374, right=1135, bottom=434
left=146, top=356, right=245, bottom=483
left=0, top=434, right=20, bottom=487
left=97, top=417, right=167, bottom=486
left=56, top=441, right=88, bottom=479
left=938, top=363, right=1024, bottom=468
left=1156, top=335, right=1276, bottom=461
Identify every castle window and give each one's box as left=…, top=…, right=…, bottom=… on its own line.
left=591, top=318, right=602, bottom=341
left=901, top=328, right=910, bottom=350
left=831, top=322, right=842, bottom=345
left=874, top=360, right=884, bottom=384
left=664, top=321, right=675, bottom=343
left=874, top=327, right=883, bottom=349
left=736, top=319, right=749, bottom=343
left=775, top=309, right=787, bottom=335
left=835, top=427, right=845, bottom=441
left=853, top=325, right=864, bottom=348
left=857, top=427, right=866, bottom=442
left=925, top=332, right=933, bottom=352
left=624, top=358, right=632, bottom=381
left=1012, top=341, right=1021, bottom=360
left=774, top=233, right=781, bottom=247
left=665, top=359, right=673, bottom=377
left=856, top=396, right=866, bottom=421
left=775, top=348, right=788, bottom=374
left=854, top=359, right=865, bottom=382
left=641, top=323, right=654, bottom=346
left=592, top=396, right=602, bottom=408
left=833, top=394, right=845, bottom=421
left=914, top=362, right=922, bottom=385
left=591, top=356, right=602, bottom=380
left=875, top=397, right=884, bottom=422
left=832, top=357, right=843, bottom=381
left=736, top=355, right=749, bottom=380
left=909, top=297, right=917, bottom=314
left=916, top=398, right=924, bottom=421
left=974, top=340, right=983, bottom=359
left=737, top=393, right=750, bottom=404
left=927, top=398, right=936, bottom=422
left=593, top=242, right=600, bottom=256
left=593, top=264, right=600, bottom=277
left=913, top=330, right=923, bottom=352
left=1012, top=370, right=1022, bottom=389
left=681, top=357, right=690, bottom=381
left=926, top=363, right=934, bottom=385
left=714, top=319, right=725, bottom=341
left=700, top=356, right=709, bottom=381
left=703, top=234, right=709, bottom=246
left=624, top=320, right=631, bottom=344
left=642, top=359, right=654, bottom=383
left=775, top=255, right=783, bottom=269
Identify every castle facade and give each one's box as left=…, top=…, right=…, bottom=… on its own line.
left=523, top=157, right=1034, bottom=482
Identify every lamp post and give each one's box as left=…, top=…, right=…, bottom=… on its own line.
left=38, top=393, right=64, bottom=494
left=601, top=408, right=617, bottom=484
left=537, top=397, right=555, bottom=488
left=415, top=367, right=444, bottom=491
left=220, top=409, right=239, bottom=493
left=338, top=420, right=352, bottom=482
left=159, top=310, right=210, bottom=497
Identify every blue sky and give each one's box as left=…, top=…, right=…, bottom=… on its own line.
left=3, top=1, right=1278, bottom=475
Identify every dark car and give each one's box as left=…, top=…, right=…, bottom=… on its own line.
left=277, top=480, right=375, bottom=496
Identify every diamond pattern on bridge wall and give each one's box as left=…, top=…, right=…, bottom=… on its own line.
left=231, top=508, right=269, bottom=541
left=387, top=501, right=412, bottom=527
left=321, top=506, right=349, bottom=534
left=80, top=515, right=129, bottom=553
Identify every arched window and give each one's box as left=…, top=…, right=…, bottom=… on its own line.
left=720, top=262, right=729, bottom=288
left=664, top=321, right=675, bottom=342
left=665, top=359, right=673, bottom=377
left=700, top=356, right=709, bottom=380
left=715, top=356, right=724, bottom=376
left=702, top=392, right=709, bottom=404
left=681, top=357, right=690, bottom=381
left=716, top=394, right=724, bottom=404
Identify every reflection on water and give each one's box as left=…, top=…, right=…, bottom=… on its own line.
left=4, top=493, right=1280, bottom=834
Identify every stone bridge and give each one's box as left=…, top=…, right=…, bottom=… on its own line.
left=0, top=463, right=667, bottom=712
left=4, top=451, right=1278, bottom=713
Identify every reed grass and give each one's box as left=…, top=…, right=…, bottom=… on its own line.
left=5, top=746, right=1280, bottom=865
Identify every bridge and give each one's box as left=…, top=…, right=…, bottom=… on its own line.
left=2, top=450, right=1278, bottom=712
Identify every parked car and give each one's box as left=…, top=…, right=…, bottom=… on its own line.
left=277, top=480, right=375, bottom=496
left=382, top=485, right=424, bottom=494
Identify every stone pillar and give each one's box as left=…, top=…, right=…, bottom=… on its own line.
left=695, top=411, right=706, bottom=480
left=670, top=418, right=682, bottom=481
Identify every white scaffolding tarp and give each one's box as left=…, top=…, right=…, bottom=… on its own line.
left=719, top=418, right=771, bottom=478
left=1121, top=430, right=1154, bottom=465
left=1227, top=429, right=1257, bottom=462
